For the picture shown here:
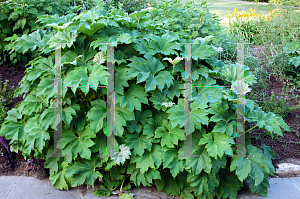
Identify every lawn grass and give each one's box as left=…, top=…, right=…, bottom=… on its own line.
left=194, top=0, right=293, bottom=26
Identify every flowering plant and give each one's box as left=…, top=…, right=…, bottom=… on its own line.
left=227, top=8, right=280, bottom=42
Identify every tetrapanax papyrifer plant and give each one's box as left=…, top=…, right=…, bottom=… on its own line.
left=0, top=2, right=290, bottom=198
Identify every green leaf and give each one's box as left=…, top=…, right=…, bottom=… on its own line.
left=289, top=56, right=300, bottom=68
left=211, top=155, right=227, bottom=175
left=248, top=108, right=286, bottom=137
left=22, top=92, right=48, bottom=115
left=60, top=126, right=96, bottom=161
left=260, top=141, right=276, bottom=160
left=215, top=168, right=243, bottom=199
left=187, top=172, right=219, bottom=196
left=162, top=148, right=184, bottom=178
left=283, top=40, right=300, bottom=54
left=94, top=172, right=120, bottom=197
left=117, top=33, right=132, bottom=44
left=167, top=99, right=209, bottom=135
left=246, top=176, right=270, bottom=197
left=24, top=116, right=50, bottom=153
left=48, top=30, right=78, bottom=49
left=66, top=155, right=103, bottom=187
left=192, top=79, right=223, bottom=105
left=5, top=108, right=23, bottom=122
left=230, top=145, right=274, bottom=186
left=62, top=104, right=80, bottom=126
left=119, top=193, right=133, bottom=199
left=180, top=187, right=194, bottom=199
left=115, top=83, right=148, bottom=112
left=127, top=53, right=172, bottom=92
left=212, top=120, right=236, bottom=137
left=64, top=64, right=107, bottom=95
left=130, top=146, right=163, bottom=173
left=127, top=164, right=161, bottom=187
left=49, top=162, right=71, bottom=190
left=129, top=9, right=148, bottom=21
left=115, top=104, right=135, bottom=136
left=115, top=68, right=130, bottom=94
left=154, top=120, right=185, bottom=148
left=222, top=63, right=256, bottom=85
left=78, top=21, right=106, bottom=36
left=87, top=99, right=106, bottom=133
left=0, top=122, right=25, bottom=144
left=133, top=39, right=155, bottom=55
left=185, top=145, right=212, bottom=175
left=127, top=110, right=152, bottom=133
left=164, top=80, right=184, bottom=100
left=149, top=33, right=181, bottom=55
left=36, top=74, right=55, bottom=100
left=149, top=90, right=171, bottom=110
left=191, top=44, right=216, bottom=60
left=198, top=132, right=235, bottom=158
left=155, top=172, right=183, bottom=196
left=91, top=130, right=108, bottom=156
left=44, top=147, right=65, bottom=174
left=125, top=132, right=152, bottom=156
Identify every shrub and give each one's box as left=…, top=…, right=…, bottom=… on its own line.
left=0, top=2, right=290, bottom=198
left=0, top=0, right=91, bottom=68
left=270, top=0, right=300, bottom=7
left=102, top=0, right=154, bottom=14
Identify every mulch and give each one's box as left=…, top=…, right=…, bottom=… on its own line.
left=0, top=65, right=30, bottom=176
left=0, top=47, right=299, bottom=178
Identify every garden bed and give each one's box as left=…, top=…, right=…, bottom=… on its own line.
left=248, top=45, right=300, bottom=172
left=0, top=45, right=299, bottom=178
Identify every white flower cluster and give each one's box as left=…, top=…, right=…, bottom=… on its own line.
left=212, top=46, right=223, bottom=52
left=161, top=102, right=175, bottom=108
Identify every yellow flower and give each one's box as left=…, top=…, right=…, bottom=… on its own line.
left=227, top=14, right=230, bottom=18
left=249, top=8, right=253, bottom=11
left=233, top=8, right=237, bottom=12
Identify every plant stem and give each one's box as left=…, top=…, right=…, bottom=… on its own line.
left=238, top=124, right=259, bottom=137
left=119, top=175, right=130, bottom=193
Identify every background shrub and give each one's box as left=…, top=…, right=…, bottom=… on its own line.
left=0, top=0, right=93, bottom=68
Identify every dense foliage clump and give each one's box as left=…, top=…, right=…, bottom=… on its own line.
left=0, top=1, right=290, bottom=198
